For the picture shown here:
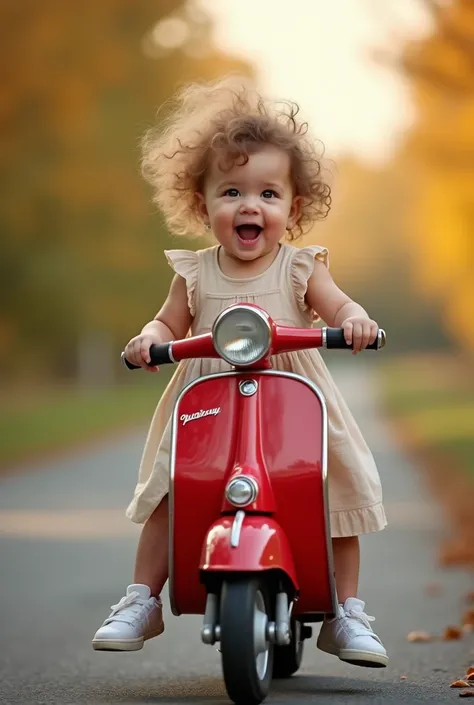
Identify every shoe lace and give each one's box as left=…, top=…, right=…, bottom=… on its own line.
left=105, top=591, right=146, bottom=626
left=345, top=607, right=375, bottom=631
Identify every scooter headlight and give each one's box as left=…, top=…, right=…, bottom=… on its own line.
left=213, top=306, right=271, bottom=366
left=225, top=476, right=258, bottom=507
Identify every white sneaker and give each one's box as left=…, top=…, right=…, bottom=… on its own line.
left=317, top=597, right=388, bottom=667
left=92, top=584, right=164, bottom=651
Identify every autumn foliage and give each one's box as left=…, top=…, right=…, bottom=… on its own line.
left=401, top=0, right=474, bottom=353
left=0, top=1, right=252, bottom=383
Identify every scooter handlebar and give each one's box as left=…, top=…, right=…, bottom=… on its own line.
left=121, top=327, right=387, bottom=369
left=323, top=327, right=386, bottom=350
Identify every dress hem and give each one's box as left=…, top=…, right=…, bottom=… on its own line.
left=126, top=492, right=387, bottom=539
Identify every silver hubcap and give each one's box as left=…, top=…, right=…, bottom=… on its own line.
left=253, top=591, right=269, bottom=680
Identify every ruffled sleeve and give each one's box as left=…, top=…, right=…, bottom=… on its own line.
left=164, top=249, right=198, bottom=317
left=290, top=245, right=329, bottom=321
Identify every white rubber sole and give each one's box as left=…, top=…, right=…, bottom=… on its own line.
left=317, top=641, right=388, bottom=668
left=338, top=648, right=388, bottom=668
left=92, top=625, right=164, bottom=652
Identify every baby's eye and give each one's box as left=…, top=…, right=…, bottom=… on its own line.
left=224, top=188, right=240, bottom=197
left=261, top=189, right=277, bottom=199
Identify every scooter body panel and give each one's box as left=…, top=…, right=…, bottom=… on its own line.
left=169, top=370, right=336, bottom=616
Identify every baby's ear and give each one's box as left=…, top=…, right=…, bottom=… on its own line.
left=287, top=195, right=302, bottom=229
left=195, top=192, right=209, bottom=224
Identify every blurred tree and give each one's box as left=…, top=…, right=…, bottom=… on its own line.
left=376, top=0, right=474, bottom=354
left=305, top=157, right=449, bottom=353
left=0, top=0, right=253, bottom=384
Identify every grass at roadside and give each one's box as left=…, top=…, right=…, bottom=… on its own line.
left=0, top=375, right=170, bottom=471
left=379, top=353, right=474, bottom=477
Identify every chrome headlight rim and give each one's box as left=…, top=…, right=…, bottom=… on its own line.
left=212, top=305, right=272, bottom=367
left=225, top=475, right=259, bottom=507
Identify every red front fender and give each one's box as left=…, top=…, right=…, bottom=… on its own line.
left=199, top=515, right=299, bottom=592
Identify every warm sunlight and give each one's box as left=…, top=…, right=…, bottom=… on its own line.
left=3, top=2, right=474, bottom=701
left=199, top=0, right=433, bottom=163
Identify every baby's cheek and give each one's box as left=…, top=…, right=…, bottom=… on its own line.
left=266, top=207, right=289, bottom=231
left=213, top=209, right=234, bottom=231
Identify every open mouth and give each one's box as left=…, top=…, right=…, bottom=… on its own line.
left=235, top=224, right=263, bottom=245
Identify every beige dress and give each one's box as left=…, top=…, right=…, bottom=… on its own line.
left=126, top=243, right=387, bottom=538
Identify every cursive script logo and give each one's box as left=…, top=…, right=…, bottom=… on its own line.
left=180, top=407, right=221, bottom=425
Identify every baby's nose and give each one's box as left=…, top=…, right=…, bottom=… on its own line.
left=239, top=197, right=260, bottom=213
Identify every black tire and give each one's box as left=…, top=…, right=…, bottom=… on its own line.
left=220, top=578, right=274, bottom=705
left=272, top=616, right=304, bottom=678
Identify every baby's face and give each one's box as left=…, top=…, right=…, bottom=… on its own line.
left=196, top=145, right=301, bottom=262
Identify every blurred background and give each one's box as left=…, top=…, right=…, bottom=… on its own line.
left=1, top=0, right=472, bottom=562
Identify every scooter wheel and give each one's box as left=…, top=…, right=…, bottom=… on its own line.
left=272, top=616, right=304, bottom=678
left=219, top=577, right=274, bottom=705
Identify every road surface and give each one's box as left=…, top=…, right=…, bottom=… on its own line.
left=1, top=361, right=473, bottom=704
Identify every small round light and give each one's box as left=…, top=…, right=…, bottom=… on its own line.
left=213, top=306, right=271, bottom=366
left=239, top=379, right=258, bottom=396
left=225, top=476, right=258, bottom=507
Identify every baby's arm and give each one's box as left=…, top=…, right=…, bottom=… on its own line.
left=124, top=274, right=193, bottom=370
left=305, top=261, right=378, bottom=353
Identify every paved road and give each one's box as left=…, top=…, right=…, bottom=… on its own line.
left=1, top=360, right=473, bottom=704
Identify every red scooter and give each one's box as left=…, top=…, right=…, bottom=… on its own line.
left=123, top=303, right=385, bottom=705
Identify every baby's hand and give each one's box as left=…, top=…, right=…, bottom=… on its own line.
left=342, top=316, right=378, bottom=355
left=124, top=334, right=161, bottom=372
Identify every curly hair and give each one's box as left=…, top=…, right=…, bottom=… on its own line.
left=141, top=76, right=332, bottom=240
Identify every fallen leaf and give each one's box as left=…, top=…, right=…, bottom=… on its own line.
left=463, top=610, right=474, bottom=627
left=459, top=690, right=474, bottom=698
left=407, top=630, right=432, bottom=642
left=464, top=624, right=474, bottom=633
left=442, top=626, right=463, bottom=641
left=466, top=667, right=474, bottom=676
left=466, top=673, right=474, bottom=681
left=451, top=680, right=470, bottom=688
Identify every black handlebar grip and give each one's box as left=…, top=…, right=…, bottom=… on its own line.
left=324, top=328, right=386, bottom=350
left=149, top=343, right=174, bottom=365
left=121, top=343, right=174, bottom=370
